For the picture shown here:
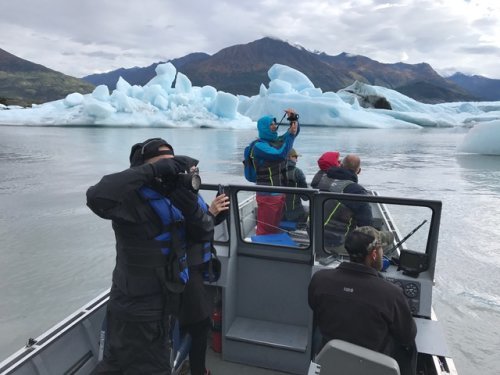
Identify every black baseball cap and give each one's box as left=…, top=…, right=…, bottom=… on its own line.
left=129, top=138, right=174, bottom=166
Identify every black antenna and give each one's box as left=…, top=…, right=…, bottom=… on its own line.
left=275, top=113, right=287, bottom=131
left=385, top=219, right=428, bottom=257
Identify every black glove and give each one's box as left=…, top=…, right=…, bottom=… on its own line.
left=150, top=158, right=182, bottom=178
left=169, top=188, right=199, bottom=217
left=174, top=155, right=199, bottom=172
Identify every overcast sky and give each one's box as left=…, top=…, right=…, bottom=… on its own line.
left=2, top=0, right=499, bottom=79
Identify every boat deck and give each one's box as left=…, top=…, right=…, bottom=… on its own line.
left=0, top=184, right=457, bottom=375
left=206, top=346, right=288, bottom=374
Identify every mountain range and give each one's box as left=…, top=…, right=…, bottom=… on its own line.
left=2, top=38, right=500, bottom=107
left=83, top=38, right=500, bottom=104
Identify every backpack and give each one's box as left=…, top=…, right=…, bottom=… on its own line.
left=243, top=139, right=259, bottom=182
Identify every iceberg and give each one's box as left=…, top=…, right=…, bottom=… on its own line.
left=458, top=120, right=500, bottom=155
left=1, top=61, right=500, bottom=154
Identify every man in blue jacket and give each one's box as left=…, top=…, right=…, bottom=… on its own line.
left=251, top=109, right=299, bottom=234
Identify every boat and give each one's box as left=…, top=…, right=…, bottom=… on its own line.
left=0, top=183, right=458, bottom=375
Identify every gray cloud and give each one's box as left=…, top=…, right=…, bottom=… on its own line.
left=1, top=0, right=499, bottom=79
left=459, top=45, right=500, bottom=54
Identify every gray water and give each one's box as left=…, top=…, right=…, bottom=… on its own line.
left=1, top=125, right=499, bottom=374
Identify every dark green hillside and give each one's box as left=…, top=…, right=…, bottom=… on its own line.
left=0, top=48, right=94, bottom=106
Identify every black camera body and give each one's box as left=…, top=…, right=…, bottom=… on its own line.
left=160, top=171, right=201, bottom=193
left=287, top=113, right=299, bottom=122
left=176, top=171, right=201, bottom=193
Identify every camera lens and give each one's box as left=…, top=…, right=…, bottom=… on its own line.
left=190, top=174, right=201, bottom=192
left=177, top=172, right=202, bottom=192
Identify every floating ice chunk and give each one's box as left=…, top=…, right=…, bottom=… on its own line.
left=110, top=91, right=134, bottom=113
left=116, top=77, right=132, bottom=94
left=146, top=63, right=177, bottom=91
left=201, top=85, right=217, bottom=101
left=301, top=87, right=323, bottom=97
left=142, top=85, right=167, bottom=106
left=63, top=93, right=84, bottom=107
left=92, top=85, right=110, bottom=101
left=268, top=64, right=314, bottom=91
left=175, top=72, right=192, bottom=94
left=83, top=97, right=116, bottom=119
left=269, top=79, right=293, bottom=94
left=212, top=92, right=238, bottom=118
left=153, top=95, right=169, bottom=110
left=259, top=83, right=267, bottom=97
left=129, top=85, right=144, bottom=100
left=458, top=120, right=500, bottom=155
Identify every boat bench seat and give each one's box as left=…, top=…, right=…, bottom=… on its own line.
left=314, top=339, right=400, bottom=375
left=226, top=317, right=309, bottom=352
left=250, top=232, right=299, bottom=247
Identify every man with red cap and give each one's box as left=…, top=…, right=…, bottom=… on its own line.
left=311, top=151, right=340, bottom=188
left=314, top=153, right=373, bottom=248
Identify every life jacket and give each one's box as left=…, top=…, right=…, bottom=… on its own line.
left=255, top=139, right=288, bottom=187
left=189, top=195, right=221, bottom=283
left=319, top=176, right=355, bottom=244
left=145, top=188, right=220, bottom=284
left=114, top=187, right=218, bottom=297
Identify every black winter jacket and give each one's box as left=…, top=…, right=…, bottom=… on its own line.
left=323, top=167, right=373, bottom=226
left=308, top=262, right=417, bottom=355
left=86, top=163, right=214, bottom=321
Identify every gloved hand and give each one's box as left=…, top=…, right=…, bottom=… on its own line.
left=169, top=188, right=199, bottom=217
left=174, top=155, right=199, bottom=172
left=150, top=158, right=182, bottom=178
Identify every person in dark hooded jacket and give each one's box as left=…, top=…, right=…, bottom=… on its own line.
left=283, top=148, right=308, bottom=224
left=250, top=109, right=300, bottom=235
left=317, top=154, right=373, bottom=247
left=86, top=138, right=215, bottom=374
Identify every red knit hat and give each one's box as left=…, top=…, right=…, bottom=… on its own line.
left=317, top=151, right=340, bottom=171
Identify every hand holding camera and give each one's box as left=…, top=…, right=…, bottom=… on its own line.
left=284, top=108, right=299, bottom=135
left=174, top=155, right=199, bottom=173
left=151, top=158, right=182, bottom=178
left=285, top=108, right=299, bottom=122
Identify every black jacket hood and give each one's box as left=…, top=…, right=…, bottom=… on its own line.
left=326, top=166, right=358, bottom=183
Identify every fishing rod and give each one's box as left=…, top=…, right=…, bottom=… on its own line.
left=244, top=216, right=309, bottom=238
left=385, top=219, right=428, bottom=257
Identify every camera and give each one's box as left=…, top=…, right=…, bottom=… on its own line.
left=176, top=171, right=201, bottom=193
left=287, top=112, right=299, bottom=122
left=160, top=170, right=201, bottom=193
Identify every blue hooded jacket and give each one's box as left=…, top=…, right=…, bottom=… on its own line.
left=257, top=115, right=278, bottom=141
left=252, top=115, right=300, bottom=186
left=254, top=115, right=299, bottom=161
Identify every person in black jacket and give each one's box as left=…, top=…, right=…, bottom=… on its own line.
left=317, top=154, right=373, bottom=248
left=308, top=226, right=417, bottom=375
left=87, top=137, right=217, bottom=374
left=283, top=148, right=308, bottom=224
left=178, top=190, right=228, bottom=375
